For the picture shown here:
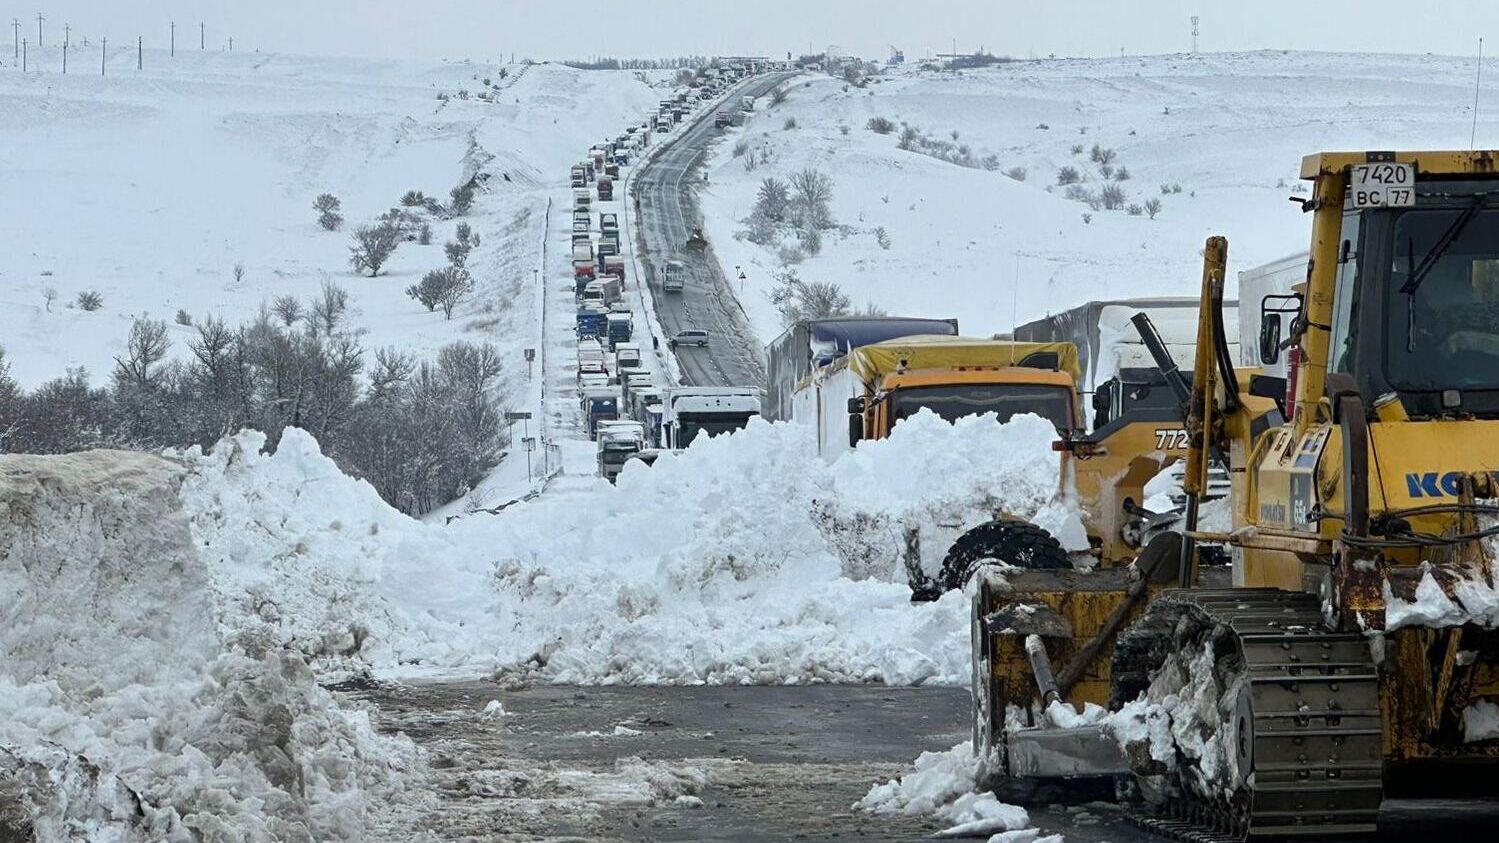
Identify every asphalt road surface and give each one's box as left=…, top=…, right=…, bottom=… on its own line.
left=350, top=682, right=1151, bottom=843
left=630, top=72, right=796, bottom=389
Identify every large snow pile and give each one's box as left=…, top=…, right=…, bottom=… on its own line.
left=0, top=450, right=420, bottom=840
left=172, top=411, right=1078, bottom=685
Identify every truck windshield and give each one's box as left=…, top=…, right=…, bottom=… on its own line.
left=677, top=413, right=753, bottom=447
left=892, top=384, right=1073, bottom=431
left=1384, top=208, right=1499, bottom=391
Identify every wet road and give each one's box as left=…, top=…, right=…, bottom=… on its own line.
left=350, top=682, right=1152, bottom=842
left=628, top=73, right=794, bottom=389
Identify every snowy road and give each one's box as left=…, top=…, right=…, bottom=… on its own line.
left=631, top=73, right=795, bottom=388
left=351, top=682, right=1154, bottom=842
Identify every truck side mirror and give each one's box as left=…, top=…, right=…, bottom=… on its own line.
left=1259, top=314, right=1282, bottom=365
left=1259, top=293, right=1304, bottom=365
left=847, top=397, right=863, bottom=414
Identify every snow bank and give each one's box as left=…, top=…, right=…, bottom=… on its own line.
left=0, top=449, right=420, bottom=841
left=172, top=411, right=1081, bottom=686
left=854, top=740, right=1036, bottom=840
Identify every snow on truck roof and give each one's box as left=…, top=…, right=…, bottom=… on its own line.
left=847, top=335, right=1082, bottom=385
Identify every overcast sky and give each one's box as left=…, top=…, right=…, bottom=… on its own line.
left=17, top=1, right=1495, bottom=62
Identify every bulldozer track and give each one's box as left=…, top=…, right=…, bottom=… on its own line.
left=1126, top=589, right=1382, bottom=841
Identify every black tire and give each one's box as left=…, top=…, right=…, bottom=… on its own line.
left=938, top=519, right=1069, bottom=593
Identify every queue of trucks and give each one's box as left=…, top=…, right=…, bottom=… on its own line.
left=560, top=62, right=769, bottom=481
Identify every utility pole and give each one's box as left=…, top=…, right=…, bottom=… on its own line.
left=20, top=38, right=25, bottom=72
left=12, top=18, right=18, bottom=59
left=200, top=22, right=204, bottom=50
left=1191, top=16, right=1200, bottom=55
left=35, top=12, right=42, bottom=47
left=228, top=36, right=233, bottom=52
left=61, top=35, right=66, bottom=73
left=170, top=22, right=175, bottom=56
left=101, top=36, right=106, bottom=75
left=63, top=23, right=69, bottom=47
left=137, top=36, right=142, bottom=70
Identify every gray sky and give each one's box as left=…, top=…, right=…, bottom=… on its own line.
left=19, top=1, right=1495, bottom=62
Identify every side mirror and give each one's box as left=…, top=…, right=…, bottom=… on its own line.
left=1258, top=314, right=1282, bottom=365
left=847, top=397, right=864, bottom=414
left=1259, top=293, right=1304, bottom=365
left=849, top=412, right=863, bottom=447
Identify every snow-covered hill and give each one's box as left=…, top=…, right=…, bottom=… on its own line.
left=702, top=50, right=1499, bottom=343
left=0, top=49, right=660, bottom=387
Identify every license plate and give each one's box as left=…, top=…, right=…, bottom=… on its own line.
left=1349, top=161, right=1415, bottom=209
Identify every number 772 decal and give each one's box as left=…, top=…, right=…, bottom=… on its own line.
left=1154, top=428, right=1190, bottom=450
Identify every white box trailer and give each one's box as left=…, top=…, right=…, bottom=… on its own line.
left=1012, top=298, right=1238, bottom=425
left=1237, top=252, right=1307, bottom=379
left=790, top=359, right=862, bottom=459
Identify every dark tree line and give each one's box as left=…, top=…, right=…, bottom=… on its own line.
left=0, top=298, right=508, bottom=516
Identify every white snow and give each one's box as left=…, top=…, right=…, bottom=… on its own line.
left=0, top=51, right=661, bottom=390
left=1045, top=699, right=1107, bottom=729
left=701, top=52, right=1499, bottom=346
left=167, top=408, right=1078, bottom=686
left=854, top=740, right=1034, bottom=839
left=0, top=449, right=422, bottom=840
left=1464, top=699, right=1499, bottom=743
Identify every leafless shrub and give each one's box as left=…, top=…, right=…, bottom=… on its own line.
left=349, top=222, right=403, bottom=276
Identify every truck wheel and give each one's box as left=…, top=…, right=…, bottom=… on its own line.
left=938, top=519, right=1069, bottom=592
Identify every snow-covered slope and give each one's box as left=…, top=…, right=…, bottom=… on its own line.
left=0, top=50, right=659, bottom=387
left=702, top=51, right=1499, bottom=343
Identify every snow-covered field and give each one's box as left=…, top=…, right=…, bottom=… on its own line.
left=702, top=51, right=1499, bottom=343
left=0, top=50, right=659, bottom=387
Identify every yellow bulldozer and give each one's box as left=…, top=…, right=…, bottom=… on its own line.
left=971, top=150, right=1499, bottom=839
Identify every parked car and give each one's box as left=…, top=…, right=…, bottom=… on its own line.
left=667, top=329, right=709, bottom=349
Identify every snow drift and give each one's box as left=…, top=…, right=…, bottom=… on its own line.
left=172, top=411, right=1077, bottom=686
left=0, top=450, right=419, bottom=841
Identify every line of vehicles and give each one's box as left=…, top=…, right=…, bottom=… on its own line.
left=567, top=62, right=768, bottom=482
left=763, top=149, right=1499, bottom=839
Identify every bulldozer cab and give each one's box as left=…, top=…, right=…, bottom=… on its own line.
left=1224, top=152, right=1499, bottom=597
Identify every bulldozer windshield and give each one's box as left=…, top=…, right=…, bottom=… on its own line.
left=891, top=384, right=1074, bottom=431
left=1384, top=207, right=1499, bottom=391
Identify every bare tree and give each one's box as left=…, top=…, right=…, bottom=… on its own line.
left=113, top=317, right=170, bottom=390
left=406, top=266, right=472, bottom=319
left=311, top=280, right=349, bottom=334
left=755, top=178, right=790, bottom=223
left=448, top=183, right=475, bottom=216
left=43, top=287, right=58, bottom=312
left=348, top=222, right=402, bottom=276
left=314, top=193, right=343, bottom=231
left=444, top=221, right=477, bottom=268
left=233, top=262, right=246, bottom=285
left=770, top=270, right=850, bottom=325
left=272, top=295, right=304, bottom=326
